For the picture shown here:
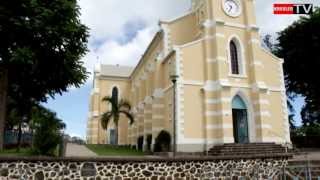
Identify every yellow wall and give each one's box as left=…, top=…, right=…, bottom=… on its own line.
left=87, top=0, right=290, bottom=151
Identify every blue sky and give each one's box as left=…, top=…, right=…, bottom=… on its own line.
left=43, top=0, right=318, bottom=139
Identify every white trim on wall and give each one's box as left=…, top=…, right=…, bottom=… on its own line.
left=205, top=98, right=231, bottom=104
left=182, top=80, right=204, bottom=86
left=256, top=124, right=272, bottom=129
left=202, top=19, right=259, bottom=30
left=205, top=110, right=232, bottom=117
left=92, top=111, right=99, bottom=117
left=254, top=111, right=271, bottom=117
left=250, top=61, right=264, bottom=68
left=248, top=38, right=260, bottom=45
left=203, top=80, right=284, bottom=93
left=206, top=124, right=233, bottom=129
left=161, top=23, right=171, bottom=56
left=253, top=99, right=270, bottom=105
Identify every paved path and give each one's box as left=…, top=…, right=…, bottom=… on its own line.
left=65, top=143, right=97, bottom=157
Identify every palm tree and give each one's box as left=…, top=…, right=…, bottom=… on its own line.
left=100, top=95, right=134, bottom=145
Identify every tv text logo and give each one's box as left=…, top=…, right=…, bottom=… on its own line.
left=273, top=4, right=313, bottom=15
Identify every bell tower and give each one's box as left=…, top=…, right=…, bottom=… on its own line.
left=193, top=0, right=265, bottom=144
left=191, top=0, right=258, bottom=26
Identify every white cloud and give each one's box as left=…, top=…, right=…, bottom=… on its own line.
left=77, top=0, right=320, bottom=86
left=82, top=26, right=156, bottom=79
left=78, top=0, right=191, bottom=41
left=77, top=0, right=191, bottom=86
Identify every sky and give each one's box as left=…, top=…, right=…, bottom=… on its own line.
left=43, top=0, right=319, bottom=139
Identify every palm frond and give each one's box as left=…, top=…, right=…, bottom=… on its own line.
left=120, top=110, right=134, bottom=125
left=119, top=99, right=132, bottom=111
left=113, top=114, right=120, bottom=126
left=102, top=96, right=114, bottom=104
left=102, top=95, right=118, bottom=112
left=101, top=111, right=113, bottom=130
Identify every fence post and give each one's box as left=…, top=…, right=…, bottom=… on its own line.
left=283, top=165, right=286, bottom=180
left=307, top=158, right=311, bottom=180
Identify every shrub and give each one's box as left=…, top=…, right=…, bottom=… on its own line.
left=146, top=134, right=152, bottom=151
left=153, top=130, right=171, bottom=152
left=31, top=106, right=65, bottom=156
left=131, top=145, right=136, bottom=150
left=137, top=136, right=144, bottom=151
left=291, top=123, right=320, bottom=148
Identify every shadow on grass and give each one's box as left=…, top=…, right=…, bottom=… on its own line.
left=0, top=148, right=33, bottom=156
left=85, top=144, right=145, bottom=156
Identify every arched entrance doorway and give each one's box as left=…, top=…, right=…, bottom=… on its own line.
left=232, top=95, right=249, bottom=143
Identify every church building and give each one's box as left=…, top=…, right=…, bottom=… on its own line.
left=86, top=0, right=291, bottom=152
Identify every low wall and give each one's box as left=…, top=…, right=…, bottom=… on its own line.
left=0, top=155, right=289, bottom=179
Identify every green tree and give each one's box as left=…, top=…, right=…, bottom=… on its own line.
left=101, top=95, right=134, bottom=145
left=0, top=0, right=89, bottom=149
left=154, top=130, right=171, bottom=152
left=262, top=34, right=274, bottom=51
left=275, top=8, right=320, bottom=125
left=31, top=105, right=65, bottom=156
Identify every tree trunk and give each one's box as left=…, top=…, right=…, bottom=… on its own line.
left=115, top=124, right=119, bottom=145
left=0, top=68, right=8, bottom=150
left=16, top=117, right=23, bottom=152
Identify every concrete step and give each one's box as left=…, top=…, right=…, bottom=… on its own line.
left=208, top=143, right=288, bottom=156
left=209, top=147, right=285, bottom=152
left=210, top=151, right=287, bottom=156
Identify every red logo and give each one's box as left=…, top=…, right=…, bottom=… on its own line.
left=273, top=4, right=313, bottom=15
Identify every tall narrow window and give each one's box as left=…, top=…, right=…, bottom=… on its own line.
left=112, top=87, right=119, bottom=105
left=230, top=41, right=239, bottom=74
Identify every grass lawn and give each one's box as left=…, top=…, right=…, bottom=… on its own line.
left=0, top=148, right=33, bottom=156
left=86, top=144, right=145, bottom=156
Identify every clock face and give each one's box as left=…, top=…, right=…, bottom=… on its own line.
left=222, top=0, right=241, bottom=17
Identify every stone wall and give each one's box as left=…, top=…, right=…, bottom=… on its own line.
left=0, top=156, right=288, bottom=179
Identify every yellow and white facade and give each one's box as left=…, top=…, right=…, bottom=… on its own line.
left=86, top=0, right=291, bottom=152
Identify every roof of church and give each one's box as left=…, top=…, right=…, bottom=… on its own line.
left=97, top=64, right=134, bottom=78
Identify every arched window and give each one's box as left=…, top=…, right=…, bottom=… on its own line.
left=230, top=40, right=240, bottom=74
left=112, top=87, right=119, bottom=104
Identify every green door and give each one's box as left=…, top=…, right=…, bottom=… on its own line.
left=232, top=109, right=249, bottom=143
left=232, top=95, right=249, bottom=143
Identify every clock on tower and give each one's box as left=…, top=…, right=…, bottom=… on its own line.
left=222, top=0, right=242, bottom=17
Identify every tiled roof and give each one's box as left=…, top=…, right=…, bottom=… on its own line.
left=97, top=64, right=134, bottom=78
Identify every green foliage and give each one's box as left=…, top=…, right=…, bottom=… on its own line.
left=31, top=105, right=65, bottom=156
left=275, top=8, right=320, bottom=125
left=0, top=0, right=88, bottom=149
left=291, top=123, right=320, bottom=148
left=0, top=147, right=32, bottom=156
left=154, top=130, right=171, bottom=152
left=293, top=123, right=320, bottom=137
left=137, top=136, right=144, bottom=151
left=100, top=95, right=134, bottom=145
left=85, top=144, right=144, bottom=156
left=0, top=0, right=89, bottom=101
left=146, top=134, right=152, bottom=151
left=262, top=34, right=275, bottom=52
